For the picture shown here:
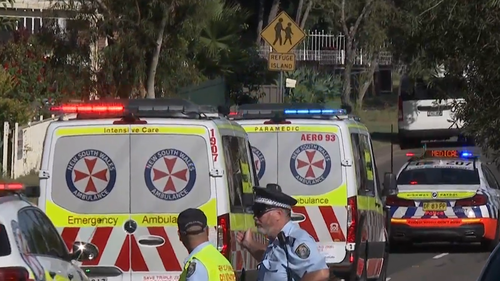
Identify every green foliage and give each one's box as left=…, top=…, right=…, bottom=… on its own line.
left=283, top=68, right=342, bottom=103
left=0, top=68, right=33, bottom=125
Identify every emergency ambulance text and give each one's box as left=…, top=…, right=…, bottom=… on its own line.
left=254, top=126, right=300, bottom=132
left=301, top=134, right=336, bottom=142
left=140, top=215, right=177, bottom=225
left=297, top=198, right=329, bottom=205
left=68, top=216, right=118, bottom=226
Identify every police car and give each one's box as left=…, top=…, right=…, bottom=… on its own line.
left=229, top=104, right=389, bottom=281
left=0, top=183, right=94, bottom=281
left=386, top=149, right=500, bottom=250
left=36, top=99, right=260, bottom=281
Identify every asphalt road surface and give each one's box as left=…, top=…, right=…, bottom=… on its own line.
left=375, top=143, right=492, bottom=281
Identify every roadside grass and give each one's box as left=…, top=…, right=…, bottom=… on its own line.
left=355, top=94, right=398, bottom=148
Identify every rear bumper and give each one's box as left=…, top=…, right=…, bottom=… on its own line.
left=398, top=128, right=461, bottom=140
left=390, top=218, right=497, bottom=242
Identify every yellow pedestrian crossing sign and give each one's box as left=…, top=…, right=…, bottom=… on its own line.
left=261, top=11, right=306, bottom=54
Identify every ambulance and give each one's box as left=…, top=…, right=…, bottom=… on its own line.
left=36, top=99, right=260, bottom=281
left=229, top=103, right=390, bottom=281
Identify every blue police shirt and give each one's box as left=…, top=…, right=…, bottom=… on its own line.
left=184, top=241, right=210, bottom=281
left=257, top=221, right=328, bottom=281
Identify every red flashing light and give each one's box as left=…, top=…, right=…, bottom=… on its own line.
left=0, top=267, right=33, bottom=281
left=347, top=196, right=357, bottom=246
left=228, top=112, right=238, bottom=116
left=0, top=183, right=24, bottom=191
left=410, top=181, right=418, bottom=185
left=217, top=214, right=230, bottom=259
left=406, top=152, right=415, bottom=157
left=50, top=104, right=124, bottom=114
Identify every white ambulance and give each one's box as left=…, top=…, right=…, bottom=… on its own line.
left=36, top=99, right=261, bottom=281
left=230, top=103, right=389, bottom=280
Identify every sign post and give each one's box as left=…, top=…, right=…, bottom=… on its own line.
left=261, top=11, right=306, bottom=99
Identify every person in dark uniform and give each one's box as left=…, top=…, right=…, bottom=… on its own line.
left=236, top=184, right=330, bottom=281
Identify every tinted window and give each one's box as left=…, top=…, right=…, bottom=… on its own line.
left=0, top=224, right=11, bottom=256
left=397, top=168, right=480, bottom=185
left=351, top=133, right=375, bottom=194
left=222, top=136, right=254, bottom=212
left=401, top=79, right=467, bottom=101
left=18, top=208, right=69, bottom=259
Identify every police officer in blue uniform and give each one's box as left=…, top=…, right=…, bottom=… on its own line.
left=236, top=184, right=330, bottom=281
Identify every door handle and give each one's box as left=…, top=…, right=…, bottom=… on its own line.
left=48, top=272, right=57, bottom=279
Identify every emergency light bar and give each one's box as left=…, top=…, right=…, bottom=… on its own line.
left=406, top=150, right=475, bottom=159
left=284, top=109, right=347, bottom=115
left=229, top=103, right=347, bottom=120
left=50, top=98, right=204, bottom=119
left=0, top=183, right=24, bottom=191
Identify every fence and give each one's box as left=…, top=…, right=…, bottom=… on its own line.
left=259, top=31, right=393, bottom=66
left=2, top=115, right=64, bottom=179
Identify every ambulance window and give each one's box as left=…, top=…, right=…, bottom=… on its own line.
left=351, top=133, right=375, bottom=194
left=248, top=141, right=260, bottom=187
left=222, top=136, right=253, bottom=212
left=51, top=135, right=130, bottom=214
left=0, top=224, right=11, bottom=256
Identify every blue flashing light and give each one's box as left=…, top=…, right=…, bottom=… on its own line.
left=284, top=109, right=347, bottom=115
left=460, top=151, right=474, bottom=158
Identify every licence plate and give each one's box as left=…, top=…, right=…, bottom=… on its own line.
left=89, top=278, right=107, bottom=281
left=427, top=111, right=443, bottom=116
left=423, top=202, right=447, bottom=211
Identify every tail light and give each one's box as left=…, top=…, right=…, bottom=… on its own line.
left=263, top=120, right=291, bottom=124
left=0, top=267, right=34, bottom=281
left=398, top=96, right=403, bottom=121
left=217, top=214, right=231, bottom=259
left=385, top=195, right=415, bottom=207
left=455, top=194, right=487, bottom=207
left=347, top=196, right=357, bottom=244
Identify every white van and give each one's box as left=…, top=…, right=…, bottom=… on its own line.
left=229, top=104, right=389, bottom=280
left=36, top=99, right=260, bottom=281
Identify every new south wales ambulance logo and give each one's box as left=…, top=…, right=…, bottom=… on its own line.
left=66, top=149, right=117, bottom=202
left=252, top=146, right=266, bottom=180
left=144, top=148, right=197, bottom=201
left=290, top=143, right=331, bottom=186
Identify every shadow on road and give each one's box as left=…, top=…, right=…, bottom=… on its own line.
left=390, top=242, right=489, bottom=254
left=371, top=132, right=398, bottom=144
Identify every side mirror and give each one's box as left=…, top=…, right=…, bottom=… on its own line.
left=24, top=186, right=40, bottom=198
left=383, top=172, right=398, bottom=196
left=71, top=241, right=99, bottom=261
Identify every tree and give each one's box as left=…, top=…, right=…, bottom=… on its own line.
left=317, top=0, right=393, bottom=107
left=391, top=1, right=500, bottom=163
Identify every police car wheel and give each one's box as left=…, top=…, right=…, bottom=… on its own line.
left=481, top=217, right=500, bottom=252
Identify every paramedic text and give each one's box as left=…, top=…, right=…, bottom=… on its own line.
left=254, top=126, right=300, bottom=132
left=68, top=216, right=118, bottom=226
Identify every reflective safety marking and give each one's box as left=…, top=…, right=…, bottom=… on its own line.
left=397, top=191, right=476, bottom=200
left=47, top=199, right=217, bottom=227
left=130, top=126, right=205, bottom=135
left=243, top=125, right=339, bottom=133
left=55, top=126, right=205, bottom=136
left=294, top=184, right=347, bottom=206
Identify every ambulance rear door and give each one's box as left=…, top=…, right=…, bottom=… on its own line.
left=239, top=122, right=278, bottom=185
left=277, top=122, right=348, bottom=264
left=45, top=123, right=132, bottom=281
left=129, top=123, right=215, bottom=281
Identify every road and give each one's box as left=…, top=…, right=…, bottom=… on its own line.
left=375, top=144, right=491, bottom=281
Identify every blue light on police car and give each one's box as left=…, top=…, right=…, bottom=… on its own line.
left=284, top=109, right=347, bottom=115
left=460, top=151, right=473, bottom=158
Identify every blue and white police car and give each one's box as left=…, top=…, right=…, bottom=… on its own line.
left=386, top=149, right=500, bottom=250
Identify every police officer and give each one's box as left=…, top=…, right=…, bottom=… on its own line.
left=236, top=184, right=330, bottom=281
left=178, top=208, right=236, bottom=281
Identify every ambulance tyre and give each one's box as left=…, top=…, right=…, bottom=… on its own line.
left=350, top=217, right=368, bottom=281
left=481, top=216, right=500, bottom=252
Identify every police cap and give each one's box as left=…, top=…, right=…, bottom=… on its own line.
left=254, top=183, right=297, bottom=209
left=177, top=208, right=207, bottom=235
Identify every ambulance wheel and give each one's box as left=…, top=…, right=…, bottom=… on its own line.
left=481, top=216, right=500, bottom=252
